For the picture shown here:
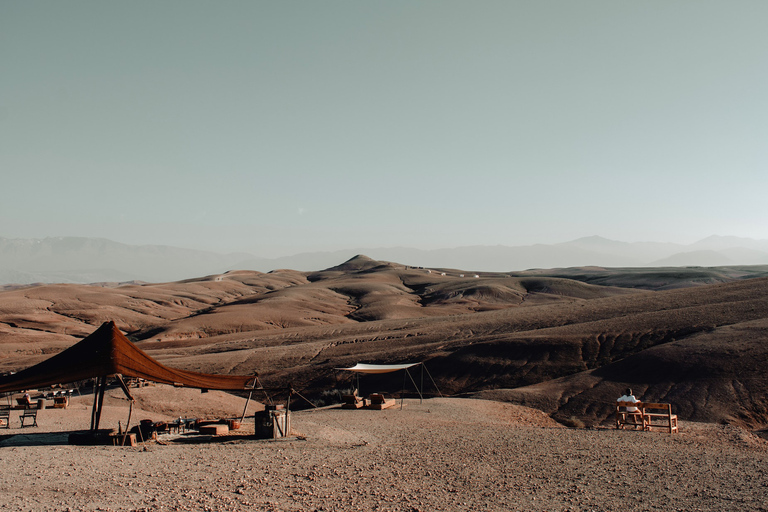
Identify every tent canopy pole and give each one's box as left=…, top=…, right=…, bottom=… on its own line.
left=421, top=364, right=424, bottom=400
left=404, top=368, right=423, bottom=403
left=400, top=369, right=407, bottom=409
left=115, top=374, right=134, bottom=402
left=90, top=375, right=107, bottom=432
left=240, top=375, right=262, bottom=422
left=94, top=376, right=107, bottom=431
left=89, top=378, right=99, bottom=431
left=422, top=364, right=442, bottom=397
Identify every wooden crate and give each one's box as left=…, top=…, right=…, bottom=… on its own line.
left=199, top=424, right=229, bottom=436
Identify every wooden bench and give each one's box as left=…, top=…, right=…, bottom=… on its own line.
left=0, top=409, right=10, bottom=429
left=640, top=402, right=678, bottom=433
left=19, top=409, right=38, bottom=428
left=615, top=401, right=644, bottom=430
left=616, top=401, right=678, bottom=433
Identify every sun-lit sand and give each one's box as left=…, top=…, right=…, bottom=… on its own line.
left=1, top=388, right=766, bottom=511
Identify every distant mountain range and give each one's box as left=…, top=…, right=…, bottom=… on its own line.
left=2, top=235, right=768, bottom=286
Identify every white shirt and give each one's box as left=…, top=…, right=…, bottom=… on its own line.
left=618, top=394, right=639, bottom=412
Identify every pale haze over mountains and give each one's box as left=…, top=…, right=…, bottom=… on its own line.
left=3, top=235, right=768, bottom=285
left=3, top=3, right=768, bottom=266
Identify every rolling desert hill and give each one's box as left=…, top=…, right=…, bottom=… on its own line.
left=510, top=264, right=768, bottom=291
left=1, top=255, right=767, bottom=430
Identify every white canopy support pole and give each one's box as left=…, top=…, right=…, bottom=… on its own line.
left=420, top=363, right=424, bottom=400
left=404, top=368, right=423, bottom=403
left=400, top=369, right=407, bottom=409
left=423, top=364, right=443, bottom=397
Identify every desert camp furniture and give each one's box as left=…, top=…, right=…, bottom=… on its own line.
left=335, top=362, right=442, bottom=408
left=0, top=321, right=258, bottom=432
left=0, top=409, right=10, bottom=428
left=199, top=423, right=229, bottom=436
left=53, top=395, right=69, bottom=408
left=639, top=402, right=678, bottom=433
left=255, top=405, right=290, bottom=439
left=168, top=418, right=196, bottom=434
left=19, top=409, right=38, bottom=427
left=16, top=395, right=34, bottom=409
left=341, top=392, right=366, bottom=409
left=616, top=401, right=678, bottom=433
left=615, top=399, right=643, bottom=430
left=367, top=393, right=396, bottom=410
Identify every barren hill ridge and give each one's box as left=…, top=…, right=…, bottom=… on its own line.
left=1, top=255, right=767, bottom=429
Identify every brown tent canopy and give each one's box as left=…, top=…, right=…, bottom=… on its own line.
left=0, top=321, right=256, bottom=393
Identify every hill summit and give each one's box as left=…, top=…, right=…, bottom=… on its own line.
left=324, top=254, right=388, bottom=272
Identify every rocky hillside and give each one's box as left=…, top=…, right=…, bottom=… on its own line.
left=2, top=256, right=767, bottom=429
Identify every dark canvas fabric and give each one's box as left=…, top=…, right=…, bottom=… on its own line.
left=0, top=321, right=256, bottom=392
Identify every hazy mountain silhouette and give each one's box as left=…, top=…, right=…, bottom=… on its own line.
left=0, top=237, right=257, bottom=285
left=3, top=235, right=768, bottom=285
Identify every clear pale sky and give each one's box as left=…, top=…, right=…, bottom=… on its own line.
left=2, top=2, right=767, bottom=257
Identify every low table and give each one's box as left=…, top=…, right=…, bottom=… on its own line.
left=168, top=418, right=196, bottom=434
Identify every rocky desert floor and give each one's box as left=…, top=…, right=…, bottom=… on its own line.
left=1, top=388, right=767, bottom=512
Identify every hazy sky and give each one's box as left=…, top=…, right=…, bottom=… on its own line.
left=2, top=1, right=767, bottom=257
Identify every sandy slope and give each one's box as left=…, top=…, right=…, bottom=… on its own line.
left=1, top=394, right=767, bottom=512
left=3, top=258, right=768, bottom=430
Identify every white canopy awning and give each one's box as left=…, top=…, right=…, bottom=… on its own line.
left=336, top=363, right=420, bottom=374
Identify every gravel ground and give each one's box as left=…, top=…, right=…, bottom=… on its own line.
left=1, top=395, right=767, bottom=512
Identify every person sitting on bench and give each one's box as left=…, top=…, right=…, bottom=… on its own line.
left=617, top=388, right=642, bottom=428
left=618, top=388, right=640, bottom=411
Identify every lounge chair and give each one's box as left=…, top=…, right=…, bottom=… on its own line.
left=19, top=409, right=38, bottom=427
left=53, top=395, right=69, bottom=408
left=366, top=393, right=396, bottom=410
left=341, top=392, right=366, bottom=409
left=16, top=396, right=34, bottom=409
